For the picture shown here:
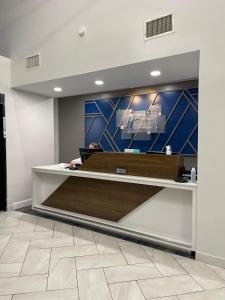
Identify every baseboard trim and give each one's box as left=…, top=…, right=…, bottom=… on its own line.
left=196, top=251, right=225, bottom=268
left=8, top=198, right=32, bottom=210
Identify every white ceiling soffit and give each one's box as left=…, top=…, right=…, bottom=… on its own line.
left=14, top=51, right=199, bottom=98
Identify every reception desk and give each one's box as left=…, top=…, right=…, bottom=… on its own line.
left=32, top=153, right=197, bottom=253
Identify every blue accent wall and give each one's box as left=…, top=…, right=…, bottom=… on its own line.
left=85, top=88, right=198, bottom=154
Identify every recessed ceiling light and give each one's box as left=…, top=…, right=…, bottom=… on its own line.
left=54, top=87, right=62, bottom=92
left=95, top=80, right=104, bottom=86
left=150, top=70, right=161, bottom=77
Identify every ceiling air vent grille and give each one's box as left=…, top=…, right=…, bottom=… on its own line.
left=145, top=14, right=173, bottom=39
left=25, top=54, right=40, bottom=69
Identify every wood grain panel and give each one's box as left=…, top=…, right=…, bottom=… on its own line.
left=80, top=153, right=183, bottom=180
left=43, top=176, right=162, bottom=222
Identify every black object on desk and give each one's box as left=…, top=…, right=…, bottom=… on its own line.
left=79, top=147, right=103, bottom=163
left=65, top=166, right=78, bottom=170
left=146, top=151, right=179, bottom=155
left=175, top=176, right=189, bottom=183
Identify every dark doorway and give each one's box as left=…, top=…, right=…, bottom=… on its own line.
left=0, top=94, right=7, bottom=211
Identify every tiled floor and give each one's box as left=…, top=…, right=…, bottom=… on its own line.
left=0, top=211, right=225, bottom=299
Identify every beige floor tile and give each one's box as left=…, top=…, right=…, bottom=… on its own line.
left=154, top=297, right=178, bottom=300
left=178, top=288, right=225, bottom=299
left=177, top=258, right=225, bottom=290
left=93, top=232, right=109, bottom=238
left=47, top=258, right=77, bottom=290
left=11, top=231, right=53, bottom=241
left=0, top=227, right=35, bottom=235
left=0, top=241, right=29, bottom=263
left=112, top=236, right=128, bottom=244
left=0, top=275, right=47, bottom=296
left=51, top=244, right=98, bottom=259
left=95, top=235, right=121, bottom=254
left=21, top=248, right=51, bottom=275
left=76, top=252, right=127, bottom=270
left=35, top=218, right=55, bottom=232
left=94, top=232, right=120, bottom=241
left=0, top=263, right=22, bottom=277
left=13, top=289, right=79, bottom=300
left=138, top=275, right=202, bottom=299
left=73, top=227, right=95, bottom=245
left=208, top=264, right=225, bottom=281
left=3, top=211, right=24, bottom=220
left=19, top=214, right=38, bottom=227
left=77, top=268, right=111, bottom=300
left=151, top=250, right=186, bottom=276
left=0, top=295, right=12, bottom=300
left=0, top=212, right=23, bottom=222
left=110, top=281, right=145, bottom=300
left=0, top=235, right=11, bottom=254
left=104, top=262, right=161, bottom=283
left=0, top=219, right=19, bottom=228
left=53, top=222, right=73, bottom=238
left=30, top=237, right=73, bottom=250
left=142, top=245, right=154, bottom=259
left=118, top=241, right=150, bottom=264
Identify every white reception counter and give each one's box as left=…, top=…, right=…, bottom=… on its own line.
left=32, top=165, right=197, bottom=252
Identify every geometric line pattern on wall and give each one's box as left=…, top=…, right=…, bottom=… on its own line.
left=85, top=88, right=198, bottom=155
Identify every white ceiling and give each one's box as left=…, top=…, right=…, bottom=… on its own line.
left=15, top=51, right=199, bottom=98
left=0, top=0, right=45, bottom=57
left=0, top=0, right=94, bottom=58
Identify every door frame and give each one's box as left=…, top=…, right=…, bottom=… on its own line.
left=0, top=94, right=7, bottom=211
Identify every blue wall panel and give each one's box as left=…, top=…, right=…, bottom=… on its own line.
left=85, top=88, right=198, bottom=154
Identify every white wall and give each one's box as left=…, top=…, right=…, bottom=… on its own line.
left=10, top=0, right=202, bottom=87
left=0, top=56, right=57, bottom=209
left=1, top=0, right=225, bottom=267
left=7, top=1, right=223, bottom=88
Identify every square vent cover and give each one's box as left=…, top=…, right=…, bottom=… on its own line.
left=145, top=14, right=174, bottom=40
left=25, top=53, right=40, bottom=70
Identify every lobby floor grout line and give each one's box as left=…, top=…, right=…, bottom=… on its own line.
left=117, top=244, right=129, bottom=266
left=46, top=247, right=52, bottom=291
left=102, top=267, right=113, bottom=300
left=176, top=286, right=225, bottom=297
left=0, top=234, right=12, bottom=260
left=74, top=257, right=80, bottom=300
left=94, top=234, right=100, bottom=255
left=52, top=223, right=56, bottom=239
left=0, top=271, right=49, bottom=277
left=103, top=275, right=163, bottom=285
left=10, top=288, right=78, bottom=298
left=103, top=270, right=225, bottom=283
left=0, top=273, right=49, bottom=279
left=174, top=256, right=207, bottom=291
left=19, top=240, right=31, bottom=276
left=75, top=263, right=129, bottom=272
left=136, top=275, right=211, bottom=300
left=33, top=216, right=38, bottom=232
left=145, top=250, right=165, bottom=277
left=136, top=279, right=147, bottom=300
left=72, top=227, right=76, bottom=246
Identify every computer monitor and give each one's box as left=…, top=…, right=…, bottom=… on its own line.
left=79, top=147, right=103, bottom=163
